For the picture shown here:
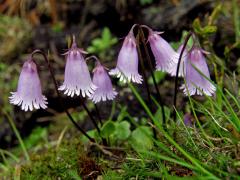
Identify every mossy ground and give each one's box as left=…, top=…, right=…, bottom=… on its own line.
left=12, top=124, right=239, bottom=179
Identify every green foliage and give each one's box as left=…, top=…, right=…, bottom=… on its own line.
left=192, top=4, right=222, bottom=39
left=148, top=71, right=166, bottom=85
left=87, top=27, right=117, bottom=59
left=102, top=170, right=123, bottom=179
left=114, top=121, right=131, bottom=140
left=128, top=79, right=240, bottom=178
left=100, top=120, right=131, bottom=143
left=193, top=18, right=217, bottom=37
left=139, top=0, right=153, bottom=5
left=23, top=127, right=48, bottom=149
left=130, top=126, right=153, bottom=150
left=233, top=0, right=240, bottom=41
left=51, top=22, right=64, bottom=33
left=83, top=119, right=132, bottom=144
left=101, top=121, right=116, bottom=138
left=154, top=106, right=171, bottom=124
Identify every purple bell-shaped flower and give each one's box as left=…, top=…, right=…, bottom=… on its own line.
left=9, top=59, right=47, bottom=111
left=109, top=25, right=143, bottom=84
left=143, top=25, right=179, bottom=73
left=90, top=59, right=117, bottom=103
left=59, top=37, right=97, bottom=97
left=181, top=47, right=216, bottom=96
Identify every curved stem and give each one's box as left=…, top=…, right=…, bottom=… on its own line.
left=173, top=32, right=192, bottom=121
left=140, top=25, right=153, bottom=32
left=84, top=55, right=104, bottom=126
left=79, top=100, right=106, bottom=145
left=138, top=27, right=166, bottom=126
left=79, top=97, right=101, bottom=133
left=85, top=55, right=99, bottom=63
left=31, top=49, right=95, bottom=142
left=129, top=24, right=139, bottom=35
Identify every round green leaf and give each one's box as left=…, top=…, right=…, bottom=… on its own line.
left=130, top=126, right=153, bottom=150
left=115, top=121, right=131, bottom=140
left=101, top=121, right=116, bottom=138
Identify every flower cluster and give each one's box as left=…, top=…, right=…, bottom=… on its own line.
left=109, top=25, right=215, bottom=96
left=10, top=38, right=117, bottom=111
left=9, top=24, right=216, bottom=112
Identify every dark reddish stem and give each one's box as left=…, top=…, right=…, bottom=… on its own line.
left=136, top=32, right=152, bottom=106
left=31, top=49, right=95, bottom=142
left=78, top=97, right=101, bottom=133
left=136, top=29, right=157, bottom=138
left=138, top=27, right=166, bottom=126
left=94, top=104, right=103, bottom=126
left=173, top=32, right=192, bottom=121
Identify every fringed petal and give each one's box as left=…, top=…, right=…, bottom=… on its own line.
left=181, top=47, right=216, bottom=96
left=90, top=63, right=117, bottom=103
left=9, top=60, right=48, bottom=111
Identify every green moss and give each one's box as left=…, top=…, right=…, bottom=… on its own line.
left=21, top=138, right=85, bottom=179
left=19, top=136, right=107, bottom=179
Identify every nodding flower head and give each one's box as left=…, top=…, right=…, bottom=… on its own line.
left=59, top=37, right=97, bottom=97
left=168, top=44, right=188, bottom=77
left=180, top=47, right=216, bottom=96
left=109, top=25, right=143, bottom=84
left=144, top=25, right=179, bottom=72
left=90, top=60, right=117, bottom=103
left=9, top=59, right=47, bottom=111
